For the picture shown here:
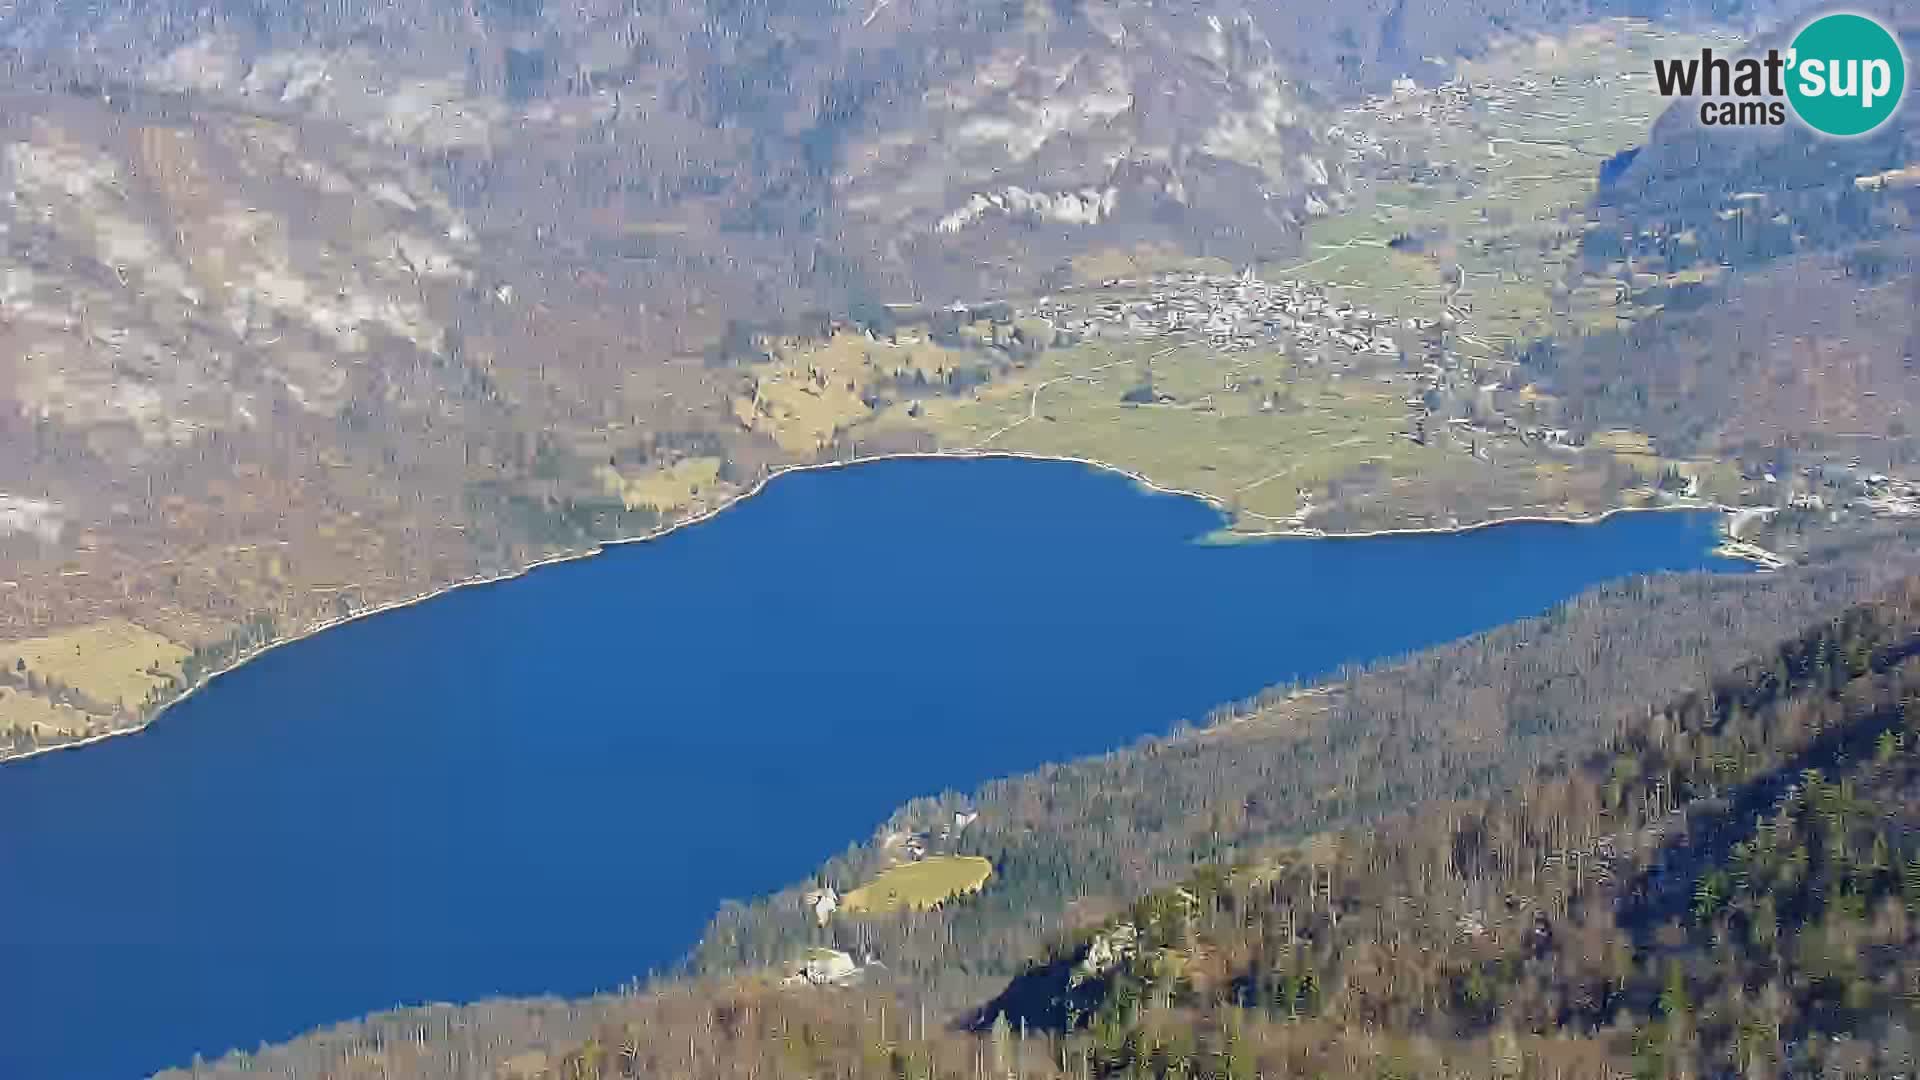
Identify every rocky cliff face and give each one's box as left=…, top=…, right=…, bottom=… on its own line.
left=832, top=3, right=1349, bottom=298
left=3, top=0, right=1772, bottom=311
left=0, top=106, right=473, bottom=441
left=3, top=0, right=1361, bottom=302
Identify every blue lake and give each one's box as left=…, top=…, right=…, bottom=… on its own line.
left=0, top=457, right=1744, bottom=1078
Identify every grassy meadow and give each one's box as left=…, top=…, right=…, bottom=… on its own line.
left=843, top=856, right=994, bottom=916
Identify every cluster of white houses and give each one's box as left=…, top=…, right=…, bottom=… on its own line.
left=1030, top=270, right=1410, bottom=357
left=1326, top=75, right=1478, bottom=161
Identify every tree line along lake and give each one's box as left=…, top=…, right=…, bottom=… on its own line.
left=0, top=456, right=1747, bottom=1079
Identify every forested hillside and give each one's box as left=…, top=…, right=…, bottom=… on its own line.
left=160, top=528, right=1920, bottom=1079
left=987, top=571, right=1920, bottom=1078
left=688, top=524, right=1920, bottom=1012
left=1521, top=0, right=1920, bottom=463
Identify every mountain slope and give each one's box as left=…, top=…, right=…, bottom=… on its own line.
left=990, top=575, right=1920, bottom=1078
left=1519, top=0, right=1920, bottom=463
left=0, top=0, right=1758, bottom=754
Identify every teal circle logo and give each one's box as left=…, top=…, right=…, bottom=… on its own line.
left=1787, top=12, right=1906, bottom=137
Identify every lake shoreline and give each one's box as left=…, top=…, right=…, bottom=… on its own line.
left=0, top=449, right=1766, bottom=1080
left=0, top=447, right=1757, bottom=766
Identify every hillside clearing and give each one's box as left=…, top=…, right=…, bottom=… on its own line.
left=843, top=856, right=994, bottom=916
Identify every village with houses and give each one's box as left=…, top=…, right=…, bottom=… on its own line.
left=1007, top=258, right=1920, bottom=561
left=1326, top=63, right=1655, bottom=174
left=1015, top=266, right=1534, bottom=470
left=724, top=22, right=1917, bottom=572
left=1029, top=269, right=1408, bottom=359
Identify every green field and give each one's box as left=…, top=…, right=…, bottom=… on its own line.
left=1280, top=21, right=1734, bottom=353
left=593, top=456, right=726, bottom=514
left=0, top=684, right=94, bottom=739
left=896, top=340, right=1431, bottom=525
left=837, top=20, right=1731, bottom=535
left=0, top=618, right=189, bottom=711
left=842, top=855, right=994, bottom=916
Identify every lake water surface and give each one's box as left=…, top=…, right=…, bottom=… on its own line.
left=0, top=458, right=1744, bottom=1078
